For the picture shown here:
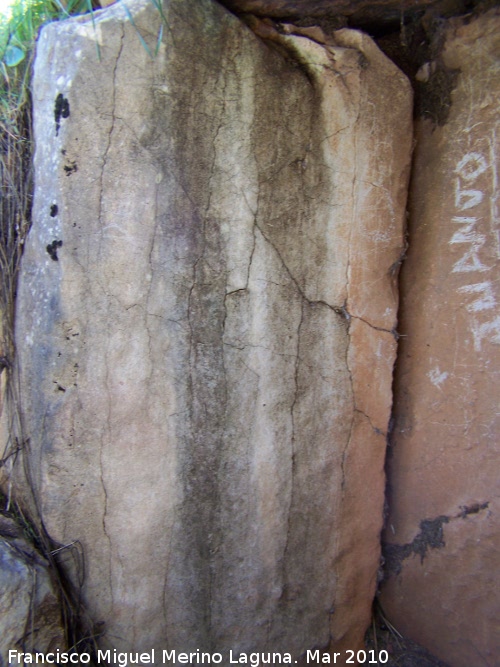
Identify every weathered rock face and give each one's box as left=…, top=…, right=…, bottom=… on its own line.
left=381, top=9, right=500, bottom=667
left=219, top=0, right=444, bottom=31
left=5, top=0, right=412, bottom=658
left=0, top=516, right=65, bottom=659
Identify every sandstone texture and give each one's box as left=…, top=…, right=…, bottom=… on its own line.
left=4, top=0, right=412, bottom=659
left=381, top=9, right=500, bottom=667
left=0, top=516, right=65, bottom=660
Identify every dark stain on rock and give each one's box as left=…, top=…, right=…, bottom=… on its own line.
left=383, top=515, right=449, bottom=577
left=459, top=501, right=489, bottom=518
left=383, top=502, right=490, bottom=578
left=46, top=239, right=63, bottom=261
left=54, top=93, right=70, bottom=136
left=50, top=204, right=58, bottom=217
left=63, top=160, right=78, bottom=176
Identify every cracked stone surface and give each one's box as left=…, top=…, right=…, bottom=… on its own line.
left=7, top=0, right=411, bottom=658
left=381, top=9, right=500, bottom=667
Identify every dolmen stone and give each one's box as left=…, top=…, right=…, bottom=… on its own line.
left=381, top=9, right=500, bottom=667
left=4, top=0, right=412, bottom=659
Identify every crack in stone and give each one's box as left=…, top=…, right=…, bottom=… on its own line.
left=354, top=407, right=386, bottom=437
left=98, top=26, right=125, bottom=235
left=340, top=404, right=353, bottom=494
left=245, top=201, right=258, bottom=292
left=350, top=313, right=397, bottom=338
left=254, top=222, right=347, bottom=317
left=101, top=335, right=114, bottom=615
left=281, top=298, right=304, bottom=592
left=340, top=61, right=364, bottom=495
left=252, top=220, right=359, bottom=500
left=95, top=28, right=125, bottom=619
left=141, top=181, right=161, bottom=393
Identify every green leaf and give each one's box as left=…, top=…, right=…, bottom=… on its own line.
left=123, top=4, right=153, bottom=59
left=4, top=44, right=25, bottom=66
left=154, top=22, right=163, bottom=57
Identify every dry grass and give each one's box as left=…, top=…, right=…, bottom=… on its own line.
left=365, top=601, right=451, bottom=667
left=0, top=65, right=32, bottom=369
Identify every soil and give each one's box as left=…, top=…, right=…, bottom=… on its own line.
left=365, top=608, right=451, bottom=667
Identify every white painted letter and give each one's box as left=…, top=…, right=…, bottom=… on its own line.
left=455, top=152, right=488, bottom=181
left=452, top=246, right=489, bottom=273
left=455, top=180, right=484, bottom=210
left=458, top=282, right=496, bottom=312
left=471, top=315, right=500, bottom=351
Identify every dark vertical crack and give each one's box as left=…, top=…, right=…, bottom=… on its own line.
left=340, top=358, right=354, bottom=494
left=96, top=26, right=125, bottom=267
left=246, top=201, right=258, bottom=292
left=142, top=180, right=161, bottom=393
left=341, top=62, right=363, bottom=492
left=281, top=297, right=304, bottom=591
left=101, top=332, right=114, bottom=614
left=96, top=26, right=124, bottom=618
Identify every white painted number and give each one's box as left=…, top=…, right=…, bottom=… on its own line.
left=345, top=650, right=389, bottom=664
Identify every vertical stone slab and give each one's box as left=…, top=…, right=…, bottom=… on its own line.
left=6, top=0, right=411, bottom=658
left=276, top=30, right=412, bottom=653
left=382, top=9, right=500, bottom=667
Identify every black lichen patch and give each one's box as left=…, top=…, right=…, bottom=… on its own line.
left=383, top=515, right=449, bottom=577
left=46, top=239, right=63, bottom=261
left=55, top=93, right=70, bottom=136
left=50, top=204, right=58, bottom=218
left=63, top=160, right=78, bottom=176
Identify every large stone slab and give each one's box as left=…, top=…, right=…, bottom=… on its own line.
left=4, top=0, right=411, bottom=659
left=381, top=9, right=500, bottom=667
left=219, top=0, right=443, bottom=31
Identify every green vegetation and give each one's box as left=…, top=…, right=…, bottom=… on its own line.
left=0, top=0, right=94, bottom=82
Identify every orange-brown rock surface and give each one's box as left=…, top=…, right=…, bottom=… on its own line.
left=381, top=9, right=500, bottom=667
